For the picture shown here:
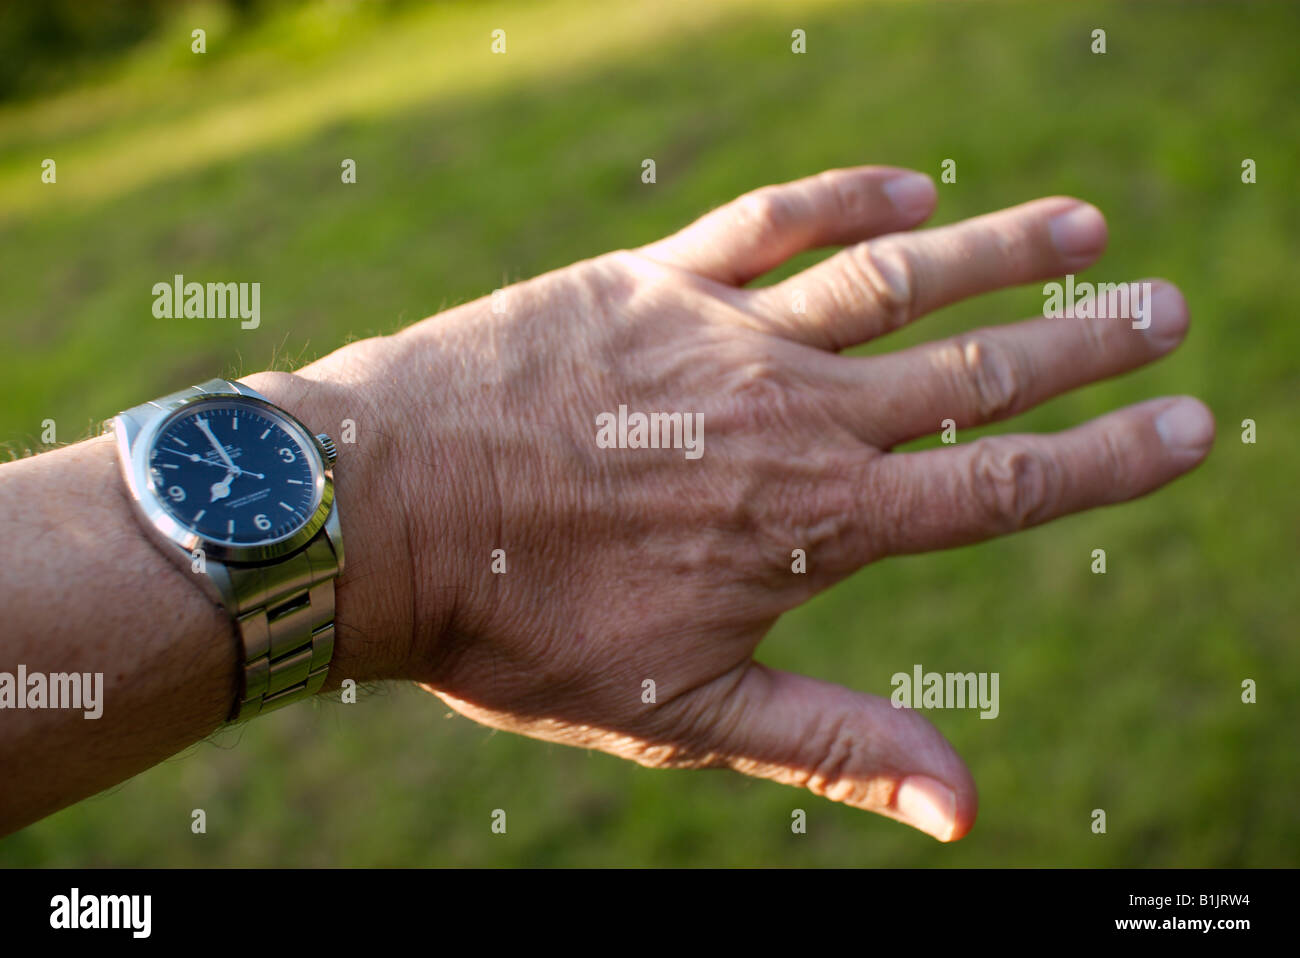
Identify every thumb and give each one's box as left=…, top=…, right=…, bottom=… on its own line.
left=696, top=662, right=977, bottom=841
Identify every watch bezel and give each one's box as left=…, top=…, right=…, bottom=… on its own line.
left=121, top=393, right=333, bottom=565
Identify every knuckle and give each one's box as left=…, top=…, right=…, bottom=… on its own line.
left=801, top=714, right=879, bottom=806
left=840, top=239, right=916, bottom=330
left=988, top=219, right=1039, bottom=277
left=966, top=437, right=1058, bottom=532
left=1096, top=428, right=1130, bottom=492
left=948, top=333, right=1024, bottom=420
left=790, top=461, right=870, bottom=570
left=855, top=455, right=908, bottom=562
left=738, top=461, right=864, bottom=589
left=718, top=353, right=793, bottom=430
left=1078, top=311, right=1111, bottom=359
left=818, top=169, right=869, bottom=223
left=733, top=188, right=792, bottom=243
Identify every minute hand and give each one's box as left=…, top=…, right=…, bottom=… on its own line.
left=195, top=418, right=237, bottom=472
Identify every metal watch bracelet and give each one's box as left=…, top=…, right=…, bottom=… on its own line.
left=224, top=523, right=338, bottom=723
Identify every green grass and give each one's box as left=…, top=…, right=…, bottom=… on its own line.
left=1, top=0, right=1297, bottom=866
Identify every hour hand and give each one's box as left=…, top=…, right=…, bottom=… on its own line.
left=210, top=474, right=233, bottom=502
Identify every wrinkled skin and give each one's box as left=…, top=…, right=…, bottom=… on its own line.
left=298, top=166, right=1213, bottom=841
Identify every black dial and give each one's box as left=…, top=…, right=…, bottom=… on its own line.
left=147, top=400, right=320, bottom=545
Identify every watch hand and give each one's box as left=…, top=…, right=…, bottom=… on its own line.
left=194, top=456, right=252, bottom=476
left=210, top=474, right=234, bottom=502
left=195, top=418, right=237, bottom=472
left=163, top=447, right=229, bottom=469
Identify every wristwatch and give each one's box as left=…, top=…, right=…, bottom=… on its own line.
left=106, top=378, right=343, bottom=723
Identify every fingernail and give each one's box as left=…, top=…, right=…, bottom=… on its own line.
left=1048, top=203, right=1107, bottom=265
left=883, top=173, right=937, bottom=219
left=896, top=775, right=957, bottom=842
left=1155, top=398, right=1214, bottom=451
left=1143, top=282, right=1189, bottom=352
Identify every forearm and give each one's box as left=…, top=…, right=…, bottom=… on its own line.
left=0, top=343, right=416, bottom=834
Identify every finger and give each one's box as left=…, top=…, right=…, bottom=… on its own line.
left=861, top=397, right=1214, bottom=559
left=749, top=196, right=1108, bottom=351
left=637, top=166, right=937, bottom=286
left=841, top=280, right=1188, bottom=449
left=692, top=662, right=976, bottom=841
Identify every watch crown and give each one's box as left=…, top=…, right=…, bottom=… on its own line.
left=316, top=433, right=338, bottom=466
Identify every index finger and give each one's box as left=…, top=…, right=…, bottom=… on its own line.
left=636, top=166, right=937, bottom=286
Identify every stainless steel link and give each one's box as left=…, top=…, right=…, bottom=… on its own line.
left=228, top=529, right=339, bottom=723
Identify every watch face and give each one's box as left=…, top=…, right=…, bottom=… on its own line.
left=146, top=399, right=322, bottom=546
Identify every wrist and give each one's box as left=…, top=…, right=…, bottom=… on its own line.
left=368, top=314, right=501, bottom=684
left=239, top=342, right=421, bottom=687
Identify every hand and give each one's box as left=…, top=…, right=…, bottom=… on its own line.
left=163, top=447, right=263, bottom=480
left=277, top=166, right=1215, bottom=842
left=194, top=417, right=237, bottom=472
left=209, top=474, right=234, bottom=502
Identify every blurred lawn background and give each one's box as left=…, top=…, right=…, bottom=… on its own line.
left=0, top=0, right=1296, bottom=866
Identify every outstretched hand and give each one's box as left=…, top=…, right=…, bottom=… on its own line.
left=311, top=166, right=1213, bottom=841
